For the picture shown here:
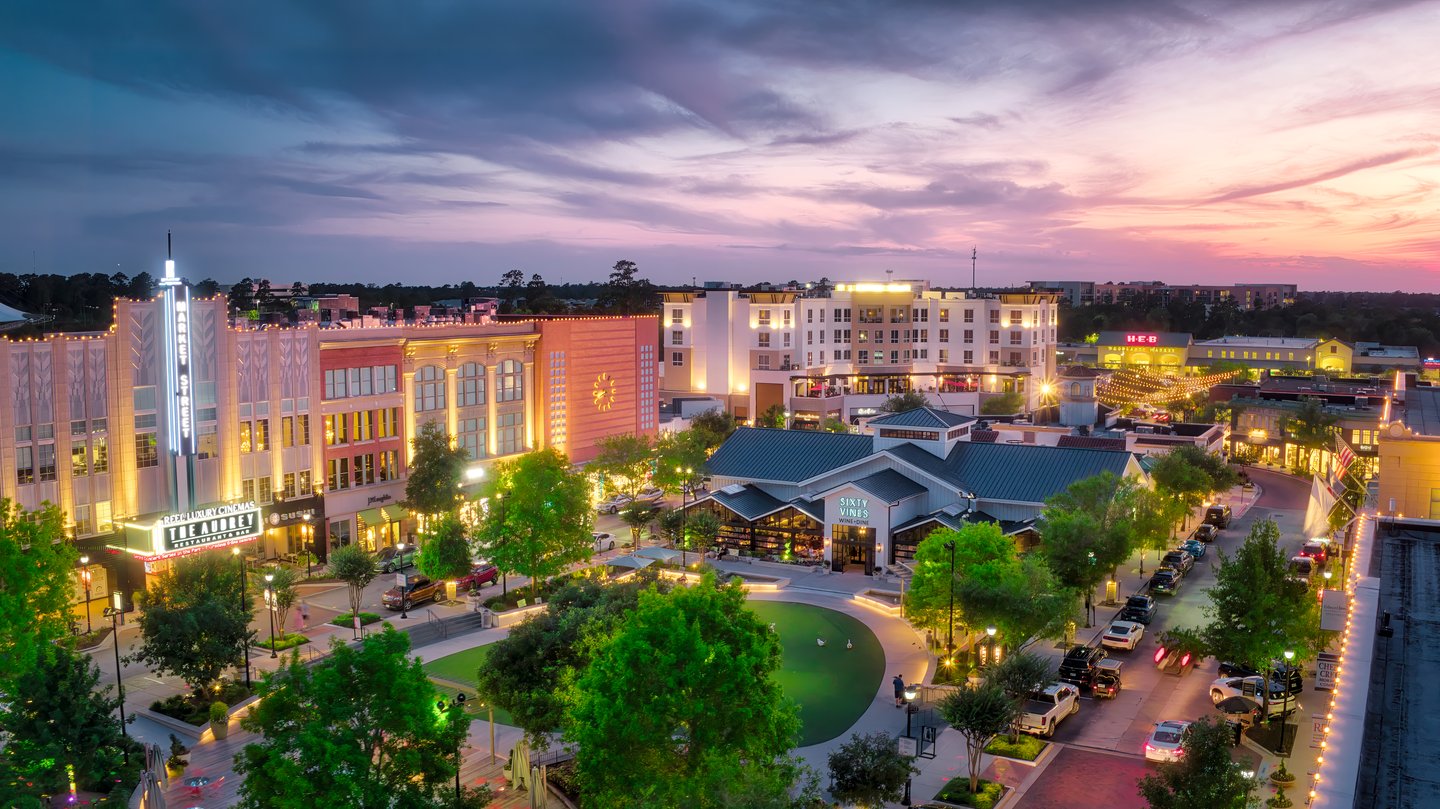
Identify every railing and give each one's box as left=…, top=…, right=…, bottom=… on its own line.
left=425, top=608, right=447, bottom=640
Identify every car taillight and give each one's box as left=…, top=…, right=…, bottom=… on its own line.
left=1179, top=652, right=1192, bottom=668
left=1153, top=646, right=1167, bottom=664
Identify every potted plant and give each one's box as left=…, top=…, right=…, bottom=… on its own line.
left=209, top=700, right=230, bottom=740
left=165, top=734, right=189, bottom=779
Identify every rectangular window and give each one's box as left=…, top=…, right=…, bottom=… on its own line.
left=15, top=446, right=34, bottom=485
left=325, top=414, right=349, bottom=446
left=891, top=350, right=900, bottom=364
left=72, top=443, right=89, bottom=477
left=806, top=309, right=813, bottom=323
left=940, top=329, right=950, bottom=342
left=757, top=355, right=771, bottom=369
left=989, top=310, right=1000, bottom=323
left=133, top=386, right=157, bottom=411
left=283, top=472, right=297, bottom=499
left=378, top=450, right=400, bottom=482
left=783, top=332, right=791, bottom=347
left=913, top=308, right=929, bottom=322
left=460, top=417, right=487, bottom=460
left=297, top=414, right=310, bottom=446
left=671, top=308, right=683, bottom=325
left=135, top=433, right=158, bottom=468
left=255, top=419, right=270, bottom=452
left=757, top=309, right=772, bottom=326
left=940, top=308, right=950, bottom=323
left=242, top=478, right=256, bottom=502
left=92, top=437, right=109, bottom=473
left=134, top=413, right=157, bottom=430
left=498, top=412, right=524, bottom=456
left=890, top=330, right=900, bottom=343
left=240, top=421, right=253, bottom=453
left=329, top=519, right=351, bottom=547
left=874, top=350, right=886, bottom=363
left=71, top=419, right=87, bottom=436
left=964, top=309, right=974, bottom=323
left=353, top=454, right=375, bottom=487
left=355, top=410, right=373, bottom=442
left=1009, top=331, right=1021, bottom=345
left=989, top=330, right=999, bottom=344
left=758, top=333, right=770, bottom=348
left=257, top=476, right=273, bottom=504
left=672, top=330, right=683, bottom=345
left=1431, top=488, right=1440, bottom=520
left=889, top=307, right=909, bottom=323
left=964, top=350, right=974, bottom=364
left=989, top=350, right=1000, bottom=364
left=672, top=352, right=684, bottom=366
left=196, top=427, right=216, bottom=460
left=282, top=416, right=295, bottom=448
left=379, top=408, right=399, bottom=439
left=327, top=457, right=350, bottom=491
left=298, top=469, right=312, bottom=495
left=939, top=349, right=949, bottom=363
left=1009, top=310, right=1022, bottom=325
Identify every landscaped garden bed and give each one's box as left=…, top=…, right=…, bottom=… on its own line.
left=984, top=734, right=1048, bottom=761
left=330, top=611, right=383, bottom=627
left=934, top=777, right=1006, bottom=808
left=151, top=681, right=253, bottom=726
left=254, top=632, right=309, bottom=652
left=482, top=567, right=605, bottom=611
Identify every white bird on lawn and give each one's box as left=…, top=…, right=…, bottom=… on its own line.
left=816, top=637, right=827, bottom=647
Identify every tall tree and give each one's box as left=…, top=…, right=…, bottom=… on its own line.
left=499, top=269, right=525, bottom=312
left=567, top=575, right=799, bottom=808
left=598, top=259, right=656, bottom=315
left=127, top=271, right=157, bottom=299
left=229, top=278, right=255, bottom=317
left=133, top=553, right=253, bottom=695
left=416, top=512, right=475, bottom=585
left=687, top=511, right=722, bottom=556
left=1131, top=486, right=1186, bottom=570
left=955, top=553, right=1073, bottom=651
left=591, top=433, right=655, bottom=502
left=689, top=409, right=737, bottom=449
left=263, top=566, right=300, bottom=633
left=938, top=683, right=1017, bottom=796
left=1166, top=445, right=1240, bottom=495
left=1281, top=398, right=1339, bottom=475
left=827, top=732, right=917, bottom=809
left=758, top=403, right=788, bottom=429
left=1137, top=717, right=1250, bottom=809
left=1036, top=509, right=1112, bottom=627
left=404, top=421, right=469, bottom=519
left=650, top=430, right=709, bottom=495
left=329, top=545, right=379, bottom=621
left=620, top=501, right=655, bottom=550
left=235, top=628, right=468, bottom=809
left=1150, top=452, right=1214, bottom=533
left=904, top=523, right=1019, bottom=648
left=0, top=499, right=77, bottom=697
left=477, top=448, right=593, bottom=598
left=880, top=390, right=929, bottom=413
left=0, top=645, right=141, bottom=800
left=984, top=651, right=1056, bottom=743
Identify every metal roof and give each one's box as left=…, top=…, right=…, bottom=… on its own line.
left=884, top=441, right=1136, bottom=504
left=789, top=498, right=825, bottom=522
left=707, top=484, right=787, bottom=520
left=868, top=407, right=975, bottom=429
left=704, top=427, right=874, bottom=482
left=892, top=509, right=1035, bottom=536
left=848, top=469, right=927, bottom=503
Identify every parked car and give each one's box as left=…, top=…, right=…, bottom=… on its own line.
left=1218, top=661, right=1304, bottom=695
left=1209, top=676, right=1297, bottom=715
left=1119, top=594, right=1157, bottom=625
left=1016, top=683, right=1080, bottom=737
left=456, top=563, right=499, bottom=591
left=1288, top=556, right=1315, bottom=579
left=1180, top=539, right=1207, bottom=559
left=637, top=487, right=665, bottom=502
left=1092, top=659, right=1124, bottom=699
left=1149, top=568, right=1182, bottom=596
left=1100, top=620, right=1146, bottom=651
left=1191, top=524, right=1219, bottom=543
left=1059, top=645, right=1109, bottom=689
left=1298, top=540, right=1329, bottom=565
left=1145, top=720, right=1193, bottom=763
left=596, top=494, right=631, bottom=515
left=377, top=546, right=418, bottom=573
left=593, top=531, right=616, bottom=551
left=1161, top=551, right=1195, bottom=575
left=381, top=576, right=439, bottom=610
left=1204, top=504, right=1232, bottom=528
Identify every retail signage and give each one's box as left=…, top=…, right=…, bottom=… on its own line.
left=1123, top=333, right=1159, bottom=345
left=155, top=501, right=261, bottom=555
left=1315, top=651, right=1339, bottom=691
left=267, top=495, right=322, bottom=528
left=164, top=283, right=196, bottom=456
left=837, top=496, right=871, bottom=525
left=1320, top=590, right=1347, bottom=632
left=367, top=493, right=394, bottom=506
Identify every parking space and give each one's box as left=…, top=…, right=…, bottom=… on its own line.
left=1011, top=747, right=1152, bottom=809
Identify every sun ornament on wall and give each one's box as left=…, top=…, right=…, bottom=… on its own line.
left=593, top=372, right=616, bottom=411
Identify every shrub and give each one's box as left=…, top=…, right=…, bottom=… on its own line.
left=935, top=778, right=1006, bottom=809
left=166, top=735, right=189, bottom=771
left=254, top=633, right=309, bottom=652
left=209, top=701, right=229, bottom=723
left=331, top=611, right=382, bottom=626
left=983, top=735, right=1047, bottom=761
left=150, top=682, right=252, bottom=725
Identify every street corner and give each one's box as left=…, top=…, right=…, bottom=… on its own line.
left=1009, top=746, right=1152, bottom=809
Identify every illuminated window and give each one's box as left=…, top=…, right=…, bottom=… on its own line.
left=135, top=433, right=158, bottom=469
left=497, top=412, right=524, bottom=456
left=414, top=365, right=446, bottom=412
left=460, top=417, right=487, bottom=460
left=458, top=362, right=486, bottom=407
left=497, top=360, right=524, bottom=402
left=92, top=437, right=109, bottom=472
left=15, top=446, right=34, bottom=485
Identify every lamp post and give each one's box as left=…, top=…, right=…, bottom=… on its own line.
left=481, top=699, right=496, bottom=763
left=677, top=465, right=693, bottom=571
left=302, top=514, right=313, bottom=578
left=101, top=603, right=128, bottom=764
left=232, top=547, right=251, bottom=688
left=495, top=493, right=509, bottom=597
left=79, top=555, right=92, bottom=634
left=1323, top=569, right=1333, bottom=590
left=986, top=625, right=998, bottom=667
left=397, top=541, right=410, bottom=620
left=943, top=539, right=957, bottom=661
left=264, top=573, right=278, bottom=658
left=901, top=682, right=919, bottom=806
left=437, top=695, right=465, bottom=806
left=1280, top=649, right=1295, bottom=768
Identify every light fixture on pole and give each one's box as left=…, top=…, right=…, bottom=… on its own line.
left=101, top=601, right=128, bottom=764
left=1281, top=649, right=1296, bottom=765
left=943, top=540, right=957, bottom=661
left=78, top=555, right=92, bottom=634
left=678, top=466, right=693, bottom=572
left=302, top=514, right=313, bottom=578
left=264, top=573, right=278, bottom=658
left=232, top=547, right=251, bottom=688
left=901, top=682, right=920, bottom=807
left=986, top=625, right=998, bottom=666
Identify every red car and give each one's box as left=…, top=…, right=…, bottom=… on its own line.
left=456, top=563, right=499, bottom=591
left=1298, top=541, right=1329, bottom=565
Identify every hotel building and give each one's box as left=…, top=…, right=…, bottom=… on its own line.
left=659, top=282, right=1060, bottom=425
left=0, top=265, right=655, bottom=605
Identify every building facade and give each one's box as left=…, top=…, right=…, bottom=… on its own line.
left=1, top=276, right=655, bottom=605
left=660, top=282, right=1060, bottom=425
left=1378, top=380, right=1440, bottom=519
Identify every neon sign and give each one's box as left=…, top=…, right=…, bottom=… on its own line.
left=1124, top=334, right=1159, bottom=345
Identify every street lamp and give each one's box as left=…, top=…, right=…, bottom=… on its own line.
left=302, top=514, right=313, bottom=578
left=264, top=573, right=278, bottom=658
left=1280, top=649, right=1296, bottom=767
left=78, top=555, right=92, bottom=634
left=437, top=695, right=466, bottom=805
left=677, top=465, right=693, bottom=572
left=986, top=625, right=998, bottom=667
left=901, top=682, right=920, bottom=807
left=101, top=602, right=128, bottom=764
left=232, top=547, right=251, bottom=688
left=943, top=540, right=957, bottom=660
left=1323, top=569, right=1333, bottom=589
left=397, top=542, right=410, bottom=620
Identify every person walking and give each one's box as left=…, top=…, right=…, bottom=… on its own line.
left=298, top=599, right=310, bottom=629
left=893, top=674, right=905, bottom=708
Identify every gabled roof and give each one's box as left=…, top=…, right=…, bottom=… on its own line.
left=884, top=440, right=1137, bottom=504
left=1059, top=365, right=1104, bottom=379
left=706, top=484, right=787, bottom=520
left=705, top=427, right=874, bottom=482
left=970, top=430, right=999, bottom=443
left=868, top=407, right=975, bottom=429
left=892, top=509, right=1036, bottom=537
left=848, top=470, right=926, bottom=503
left=1058, top=435, right=1127, bottom=451
left=789, top=498, right=825, bottom=523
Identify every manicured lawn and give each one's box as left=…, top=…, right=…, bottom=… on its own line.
left=935, top=777, right=1006, bottom=808
left=421, top=645, right=515, bottom=726
left=746, top=601, right=885, bottom=747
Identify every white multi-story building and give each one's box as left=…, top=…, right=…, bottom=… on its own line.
left=660, top=281, right=1060, bottom=426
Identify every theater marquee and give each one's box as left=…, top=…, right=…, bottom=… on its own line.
left=150, top=502, right=262, bottom=557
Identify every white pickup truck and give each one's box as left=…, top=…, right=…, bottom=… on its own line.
left=1016, top=682, right=1080, bottom=737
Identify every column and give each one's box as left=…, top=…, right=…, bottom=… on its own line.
left=486, top=365, right=498, bottom=457
left=445, top=366, right=459, bottom=444
left=402, top=371, right=416, bottom=463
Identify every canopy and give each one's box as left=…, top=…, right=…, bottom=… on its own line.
left=634, top=546, right=682, bottom=563
left=382, top=504, right=408, bottom=521
left=607, top=555, right=655, bottom=570
left=357, top=507, right=384, bottom=526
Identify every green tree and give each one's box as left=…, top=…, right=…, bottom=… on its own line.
left=658, top=507, right=686, bottom=549
left=0, top=645, right=141, bottom=800
left=1188, top=519, right=1324, bottom=704
left=938, top=683, right=1017, bottom=795
left=478, top=448, right=593, bottom=598
left=1137, top=717, right=1250, bottom=809
left=651, top=430, right=710, bottom=494
left=1150, top=452, right=1212, bottom=533
left=1281, top=398, right=1339, bottom=474
left=881, top=391, right=929, bottom=413
left=133, top=553, right=253, bottom=695
left=820, top=416, right=851, bottom=433
left=404, top=421, right=469, bottom=518
left=1132, top=486, right=1187, bottom=571
left=0, top=499, right=77, bottom=697
left=598, top=259, right=657, bottom=315
left=263, top=566, right=300, bottom=633
left=758, top=403, right=788, bottom=429
left=984, top=651, right=1055, bottom=743
left=329, top=544, right=379, bottom=620
left=1038, top=472, right=1140, bottom=625
left=591, top=432, right=655, bottom=501
left=904, top=524, right=1017, bottom=649
left=416, top=512, right=474, bottom=585
left=475, top=573, right=672, bottom=743
left=567, top=575, right=799, bottom=808
left=1167, top=445, right=1240, bottom=495
left=687, top=510, right=722, bottom=556
left=827, top=732, right=917, bottom=808
left=980, top=390, right=1025, bottom=415
left=235, top=627, right=467, bottom=809
left=620, top=501, right=655, bottom=549
left=955, top=554, right=1073, bottom=652
left=689, top=409, right=737, bottom=448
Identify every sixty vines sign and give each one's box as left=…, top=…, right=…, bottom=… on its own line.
left=837, top=496, right=871, bottom=526
left=155, top=501, right=261, bottom=555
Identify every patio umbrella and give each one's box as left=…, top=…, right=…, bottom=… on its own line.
left=1215, top=695, right=1263, bottom=723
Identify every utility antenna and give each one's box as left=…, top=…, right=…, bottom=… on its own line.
left=167, top=229, right=172, bottom=259
left=971, top=246, right=978, bottom=293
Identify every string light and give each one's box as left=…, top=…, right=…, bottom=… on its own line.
left=1095, top=368, right=1239, bottom=407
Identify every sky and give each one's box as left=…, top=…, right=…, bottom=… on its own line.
left=1, top=1, right=1438, bottom=291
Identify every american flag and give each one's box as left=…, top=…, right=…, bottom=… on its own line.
left=1334, top=437, right=1357, bottom=483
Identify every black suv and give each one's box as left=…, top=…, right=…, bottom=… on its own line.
left=1119, top=594, right=1157, bottom=625
left=1192, top=524, right=1219, bottom=543
left=1059, top=645, right=1109, bottom=689
left=1149, top=568, right=1182, bottom=595
left=1204, top=504, right=1233, bottom=528
left=1161, top=551, right=1195, bottom=576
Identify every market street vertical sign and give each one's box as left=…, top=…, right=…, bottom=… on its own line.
left=163, top=273, right=196, bottom=456
left=154, top=502, right=261, bottom=556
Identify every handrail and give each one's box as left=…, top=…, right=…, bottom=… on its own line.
left=425, top=608, right=447, bottom=640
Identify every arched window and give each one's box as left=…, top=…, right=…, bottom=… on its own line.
left=497, top=359, right=524, bottom=402
left=1070, top=381, right=1082, bottom=397
left=458, top=362, right=486, bottom=407
left=414, top=365, right=446, bottom=412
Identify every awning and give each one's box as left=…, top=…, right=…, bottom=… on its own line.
left=608, top=555, right=656, bottom=570
left=382, top=504, right=408, bottom=522
left=357, top=508, right=384, bottom=526
left=635, top=547, right=682, bottom=564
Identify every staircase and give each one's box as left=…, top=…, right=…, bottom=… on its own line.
left=398, top=608, right=489, bottom=649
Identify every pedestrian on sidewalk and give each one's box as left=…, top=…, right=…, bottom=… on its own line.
left=893, top=674, right=905, bottom=708
left=298, top=599, right=310, bottom=630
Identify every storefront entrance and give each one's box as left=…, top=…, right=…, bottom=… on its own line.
left=831, top=525, right=876, bottom=575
